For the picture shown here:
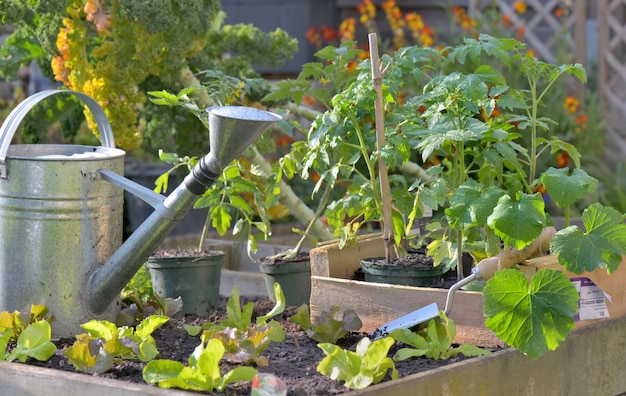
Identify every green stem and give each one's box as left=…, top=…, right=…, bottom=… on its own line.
left=289, top=183, right=333, bottom=258
left=198, top=210, right=210, bottom=252
left=348, top=110, right=382, bottom=216
left=527, top=76, right=539, bottom=191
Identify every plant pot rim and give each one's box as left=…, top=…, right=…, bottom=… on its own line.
left=259, top=259, right=311, bottom=274
left=147, top=251, right=225, bottom=269
left=360, top=257, right=444, bottom=274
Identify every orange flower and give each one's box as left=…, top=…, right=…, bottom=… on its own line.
left=501, top=14, right=514, bottom=27
left=563, top=96, right=579, bottom=113
left=575, top=114, right=588, bottom=125
left=51, top=56, right=70, bottom=85
left=310, top=171, right=321, bottom=183
left=406, top=13, right=424, bottom=31
left=320, top=25, right=338, bottom=42
left=555, top=8, right=564, bottom=18
left=306, top=27, right=321, bottom=46
left=556, top=152, right=569, bottom=168
left=534, top=184, right=547, bottom=194
left=302, top=95, right=318, bottom=106
left=513, top=1, right=527, bottom=14
left=381, top=0, right=395, bottom=11
left=526, top=48, right=536, bottom=58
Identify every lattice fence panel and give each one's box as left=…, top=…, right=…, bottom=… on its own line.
left=473, top=0, right=584, bottom=64
left=599, top=0, right=626, bottom=162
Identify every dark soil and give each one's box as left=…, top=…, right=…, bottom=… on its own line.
left=22, top=295, right=486, bottom=395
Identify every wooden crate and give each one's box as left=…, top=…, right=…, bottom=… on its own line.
left=310, top=235, right=626, bottom=347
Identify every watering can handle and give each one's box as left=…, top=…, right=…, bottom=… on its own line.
left=0, top=90, right=115, bottom=177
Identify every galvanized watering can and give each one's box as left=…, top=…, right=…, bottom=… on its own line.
left=0, top=90, right=281, bottom=338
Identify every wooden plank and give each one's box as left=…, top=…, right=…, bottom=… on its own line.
left=310, top=276, right=504, bottom=347
left=349, top=315, right=626, bottom=396
left=310, top=235, right=386, bottom=278
left=0, top=360, right=190, bottom=396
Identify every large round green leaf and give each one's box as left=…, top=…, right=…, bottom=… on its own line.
left=487, top=192, right=545, bottom=249
left=483, top=269, right=579, bottom=358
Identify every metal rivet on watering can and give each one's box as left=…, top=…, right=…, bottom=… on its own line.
left=0, top=90, right=281, bottom=338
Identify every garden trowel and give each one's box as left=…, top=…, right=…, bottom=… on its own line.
left=367, top=226, right=557, bottom=340
left=366, top=256, right=499, bottom=340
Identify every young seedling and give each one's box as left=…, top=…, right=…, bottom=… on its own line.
left=0, top=304, right=54, bottom=341
left=317, top=336, right=398, bottom=390
left=63, top=315, right=169, bottom=374
left=390, top=312, right=490, bottom=361
left=143, top=337, right=259, bottom=392
left=185, top=283, right=286, bottom=366
left=0, top=320, right=56, bottom=363
left=0, top=305, right=56, bottom=363
left=289, top=304, right=362, bottom=344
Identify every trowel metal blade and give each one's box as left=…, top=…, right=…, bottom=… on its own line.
left=367, top=303, right=440, bottom=340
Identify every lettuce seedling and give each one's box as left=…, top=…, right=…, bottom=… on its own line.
left=143, top=337, right=258, bottom=392
left=64, top=315, right=169, bottom=374
left=0, top=320, right=56, bottom=363
left=185, top=283, right=285, bottom=366
left=0, top=305, right=53, bottom=341
left=317, top=337, right=398, bottom=390
left=290, top=304, right=362, bottom=343
left=390, top=312, right=490, bottom=361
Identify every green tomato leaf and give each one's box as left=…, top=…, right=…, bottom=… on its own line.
left=484, top=269, right=579, bottom=358
left=210, top=205, right=232, bottom=236
left=541, top=167, right=598, bottom=208
left=487, top=192, right=546, bottom=249
left=551, top=203, right=626, bottom=274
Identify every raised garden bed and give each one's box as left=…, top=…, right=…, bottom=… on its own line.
left=2, top=298, right=626, bottom=395
left=309, top=235, right=626, bottom=347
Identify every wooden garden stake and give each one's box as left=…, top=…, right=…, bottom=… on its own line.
left=368, top=33, right=396, bottom=264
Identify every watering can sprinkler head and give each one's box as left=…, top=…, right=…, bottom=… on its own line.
left=184, top=106, right=283, bottom=194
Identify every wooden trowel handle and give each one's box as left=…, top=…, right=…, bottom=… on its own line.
left=476, top=226, right=557, bottom=281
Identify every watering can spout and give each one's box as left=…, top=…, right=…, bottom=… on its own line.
left=86, top=106, right=282, bottom=316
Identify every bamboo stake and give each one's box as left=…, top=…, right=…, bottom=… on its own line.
left=368, top=33, right=396, bottom=264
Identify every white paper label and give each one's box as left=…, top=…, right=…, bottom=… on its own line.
left=571, top=277, right=610, bottom=321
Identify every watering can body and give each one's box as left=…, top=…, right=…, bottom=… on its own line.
left=0, top=90, right=280, bottom=338
left=0, top=144, right=126, bottom=336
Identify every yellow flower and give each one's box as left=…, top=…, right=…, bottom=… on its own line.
left=513, top=1, right=527, bottom=14
left=563, top=96, right=579, bottom=114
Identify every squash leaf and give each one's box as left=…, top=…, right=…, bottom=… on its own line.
left=487, top=192, right=546, bottom=249
left=551, top=203, right=626, bottom=274
left=483, top=269, right=579, bottom=358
